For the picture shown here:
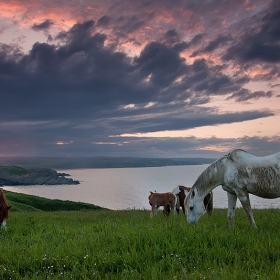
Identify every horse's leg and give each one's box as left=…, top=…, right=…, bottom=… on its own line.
left=227, top=192, right=237, bottom=229
left=173, top=204, right=177, bottom=216
left=206, top=192, right=213, bottom=216
left=175, top=196, right=180, bottom=214
left=238, top=192, right=257, bottom=228
left=1, top=220, right=6, bottom=228
left=163, top=205, right=167, bottom=215
left=164, top=204, right=171, bottom=216
left=155, top=205, right=159, bottom=215
left=171, top=202, right=176, bottom=216
left=150, top=205, right=155, bottom=217
left=181, top=200, right=186, bottom=214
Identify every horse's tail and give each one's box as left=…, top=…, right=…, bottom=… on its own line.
left=206, top=191, right=213, bottom=215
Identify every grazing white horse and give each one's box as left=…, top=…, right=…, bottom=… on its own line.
left=185, top=149, right=280, bottom=228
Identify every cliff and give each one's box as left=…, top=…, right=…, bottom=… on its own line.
left=0, top=166, right=79, bottom=186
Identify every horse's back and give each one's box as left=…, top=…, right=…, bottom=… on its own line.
left=227, top=150, right=280, bottom=198
left=149, top=191, right=175, bottom=204
left=166, top=192, right=176, bottom=202
left=229, top=149, right=280, bottom=166
left=172, top=185, right=190, bottom=196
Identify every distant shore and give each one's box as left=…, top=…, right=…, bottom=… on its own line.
left=0, top=156, right=216, bottom=169
left=0, top=166, right=79, bottom=186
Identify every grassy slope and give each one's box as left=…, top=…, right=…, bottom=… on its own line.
left=4, top=190, right=107, bottom=212
left=1, top=209, right=280, bottom=279
left=2, top=190, right=280, bottom=279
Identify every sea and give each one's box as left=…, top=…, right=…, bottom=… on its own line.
left=4, top=165, right=280, bottom=210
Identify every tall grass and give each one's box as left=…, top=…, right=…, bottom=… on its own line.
left=1, top=206, right=280, bottom=279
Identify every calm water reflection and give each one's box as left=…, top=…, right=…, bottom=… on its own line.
left=4, top=165, right=280, bottom=210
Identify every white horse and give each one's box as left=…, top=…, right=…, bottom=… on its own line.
left=185, top=149, right=280, bottom=228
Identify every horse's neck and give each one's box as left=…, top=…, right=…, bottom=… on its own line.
left=194, top=157, right=227, bottom=197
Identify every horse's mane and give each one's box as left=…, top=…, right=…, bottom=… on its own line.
left=227, top=149, right=248, bottom=162
left=193, top=153, right=229, bottom=195
left=193, top=149, right=249, bottom=195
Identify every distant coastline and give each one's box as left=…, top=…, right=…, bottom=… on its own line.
left=0, top=166, right=79, bottom=186
left=0, top=156, right=216, bottom=169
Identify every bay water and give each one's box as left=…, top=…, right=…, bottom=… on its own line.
left=4, top=165, right=280, bottom=210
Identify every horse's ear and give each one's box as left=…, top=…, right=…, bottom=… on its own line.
left=150, top=191, right=154, bottom=194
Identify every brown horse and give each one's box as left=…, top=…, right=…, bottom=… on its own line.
left=0, top=188, right=12, bottom=228
left=148, top=191, right=177, bottom=216
left=172, top=185, right=213, bottom=215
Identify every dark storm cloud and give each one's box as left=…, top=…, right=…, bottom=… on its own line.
left=97, top=15, right=111, bottom=27
left=0, top=17, right=275, bottom=123
left=177, top=59, right=247, bottom=98
left=31, top=20, right=54, bottom=32
left=223, top=0, right=280, bottom=67
left=172, top=33, right=204, bottom=52
left=116, top=15, right=145, bottom=34
left=55, top=20, right=96, bottom=42
left=164, top=30, right=180, bottom=45
left=192, top=35, right=232, bottom=57
left=106, top=109, right=274, bottom=134
left=0, top=20, right=139, bottom=120
left=134, top=41, right=186, bottom=88
left=204, top=35, right=231, bottom=53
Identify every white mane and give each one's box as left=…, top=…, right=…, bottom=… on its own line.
left=192, top=153, right=228, bottom=196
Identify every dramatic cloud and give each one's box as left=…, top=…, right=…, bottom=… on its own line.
left=0, top=0, right=279, bottom=157
left=222, top=0, right=280, bottom=79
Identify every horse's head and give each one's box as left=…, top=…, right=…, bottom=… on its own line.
left=185, top=189, right=206, bottom=225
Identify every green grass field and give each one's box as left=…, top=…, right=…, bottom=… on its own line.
left=1, top=190, right=280, bottom=279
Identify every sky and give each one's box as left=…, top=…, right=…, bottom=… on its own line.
left=0, top=0, right=280, bottom=158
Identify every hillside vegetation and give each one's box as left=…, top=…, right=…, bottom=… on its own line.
left=0, top=166, right=79, bottom=186
left=4, top=190, right=106, bottom=212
